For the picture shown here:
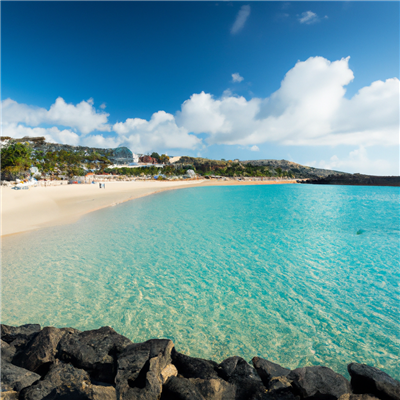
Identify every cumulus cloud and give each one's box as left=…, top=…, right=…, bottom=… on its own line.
left=175, top=56, right=399, bottom=149
left=113, top=111, right=201, bottom=153
left=3, top=56, right=398, bottom=173
left=231, top=5, right=251, bottom=34
left=298, top=11, right=320, bottom=24
left=2, top=122, right=81, bottom=146
left=232, top=73, right=244, bottom=83
left=2, top=97, right=110, bottom=135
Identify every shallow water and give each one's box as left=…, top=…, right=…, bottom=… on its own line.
left=2, top=184, right=399, bottom=378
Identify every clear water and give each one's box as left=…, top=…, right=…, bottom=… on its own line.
left=1, top=184, right=399, bottom=379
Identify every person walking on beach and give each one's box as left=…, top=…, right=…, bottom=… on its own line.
left=99, top=183, right=101, bottom=189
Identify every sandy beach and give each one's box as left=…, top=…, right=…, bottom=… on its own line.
left=1, top=179, right=298, bottom=237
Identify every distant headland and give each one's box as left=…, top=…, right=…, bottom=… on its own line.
left=1, top=136, right=398, bottom=186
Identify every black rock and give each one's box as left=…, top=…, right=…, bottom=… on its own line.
left=1, top=324, right=41, bottom=344
left=288, top=366, right=350, bottom=400
left=1, top=360, right=40, bottom=393
left=266, top=376, right=299, bottom=400
left=162, top=376, right=206, bottom=400
left=12, top=326, right=78, bottom=376
left=19, top=359, right=92, bottom=400
left=1, top=339, right=16, bottom=363
left=219, top=356, right=262, bottom=382
left=338, top=395, right=381, bottom=400
left=189, top=377, right=236, bottom=400
left=348, top=363, right=400, bottom=400
left=172, top=350, right=219, bottom=380
left=252, top=357, right=291, bottom=386
left=0, top=385, right=19, bottom=400
left=115, top=339, right=174, bottom=400
left=57, top=326, right=132, bottom=383
left=218, top=356, right=267, bottom=400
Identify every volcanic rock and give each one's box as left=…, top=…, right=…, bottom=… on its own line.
left=57, top=326, right=132, bottom=383
left=348, top=363, right=400, bottom=400
left=0, top=324, right=40, bottom=344
left=172, top=350, right=219, bottom=380
left=1, top=360, right=40, bottom=393
left=338, top=395, right=381, bottom=400
left=189, top=377, right=236, bottom=400
left=115, top=339, right=174, bottom=400
left=12, top=326, right=78, bottom=376
left=252, top=357, right=291, bottom=386
left=1, top=339, right=16, bottom=363
left=288, top=366, right=350, bottom=400
left=162, top=376, right=206, bottom=400
left=217, top=356, right=267, bottom=400
left=19, top=359, right=92, bottom=400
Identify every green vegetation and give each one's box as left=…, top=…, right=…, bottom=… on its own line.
left=1, top=142, right=33, bottom=180
left=172, top=157, right=295, bottom=178
left=1, top=140, right=297, bottom=181
left=1, top=141, right=112, bottom=179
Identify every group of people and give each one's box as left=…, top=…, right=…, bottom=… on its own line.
left=99, top=183, right=106, bottom=189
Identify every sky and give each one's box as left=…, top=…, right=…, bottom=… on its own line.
left=2, top=1, right=399, bottom=175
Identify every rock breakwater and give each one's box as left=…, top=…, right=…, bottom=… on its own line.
left=1, top=324, right=399, bottom=400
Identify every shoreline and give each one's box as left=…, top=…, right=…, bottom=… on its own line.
left=2, top=323, right=398, bottom=400
left=1, top=179, right=298, bottom=237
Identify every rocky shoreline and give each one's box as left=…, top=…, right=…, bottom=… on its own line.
left=1, top=324, right=399, bottom=400
left=300, top=174, right=400, bottom=187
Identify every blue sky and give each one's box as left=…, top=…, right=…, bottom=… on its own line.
left=2, top=1, right=399, bottom=174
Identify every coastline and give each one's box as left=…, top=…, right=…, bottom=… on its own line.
left=1, top=179, right=298, bottom=237
left=2, top=323, right=399, bottom=400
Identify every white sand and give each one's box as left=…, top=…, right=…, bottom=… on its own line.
left=0, top=181, right=203, bottom=236
left=1, top=179, right=298, bottom=237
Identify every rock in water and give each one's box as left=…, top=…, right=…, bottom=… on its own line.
left=348, top=363, right=400, bottom=400
left=0, top=361, right=40, bottom=393
left=115, top=338, right=174, bottom=400
left=12, top=326, right=78, bottom=376
left=162, top=376, right=206, bottom=400
left=19, top=360, right=117, bottom=400
left=1, top=339, right=17, bottom=363
left=252, top=357, right=291, bottom=386
left=172, top=350, right=219, bottom=380
left=288, top=366, right=350, bottom=400
left=339, top=395, right=381, bottom=400
left=1, top=324, right=41, bottom=344
left=57, top=326, right=132, bottom=383
left=217, top=356, right=267, bottom=400
left=189, top=377, right=236, bottom=400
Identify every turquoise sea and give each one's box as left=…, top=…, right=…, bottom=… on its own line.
left=2, top=184, right=399, bottom=379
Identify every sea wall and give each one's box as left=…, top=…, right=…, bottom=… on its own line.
left=1, top=324, right=399, bottom=400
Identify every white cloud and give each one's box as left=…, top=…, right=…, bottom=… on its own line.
left=231, top=5, right=251, bottom=34
left=113, top=111, right=201, bottom=153
left=100, top=103, right=107, bottom=109
left=2, top=123, right=81, bottom=146
left=232, top=73, right=244, bottom=83
left=250, top=145, right=259, bottom=152
left=175, top=56, right=399, bottom=149
left=298, top=11, right=320, bottom=24
left=46, top=98, right=110, bottom=135
left=3, top=56, right=398, bottom=175
left=2, top=97, right=110, bottom=135
left=308, top=146, right=399, bottom=176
